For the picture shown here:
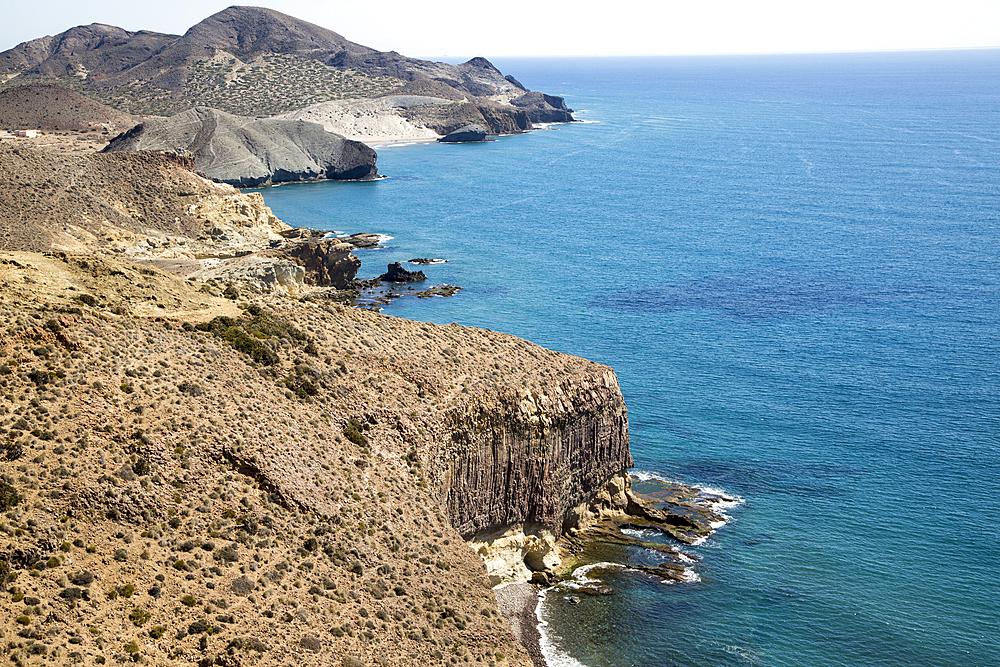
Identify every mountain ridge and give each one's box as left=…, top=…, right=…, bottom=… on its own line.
left=0, top=6, right=569, bottom=121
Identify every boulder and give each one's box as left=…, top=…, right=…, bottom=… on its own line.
left=437, top=123, right=489, bottom=143
left=378, top=262, right=426, bottom=283
left=103, top=107, right=378, bottom=187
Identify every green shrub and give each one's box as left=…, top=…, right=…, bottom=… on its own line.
left=16, top=615, right=29, bottom=625
left=74, top=294, right=98, bottom=307
left=0, top=480, right=20, bottom=510
left=343, top=418, right=367, bottom=447
left=121, top=583, right=136, bottom=598
left=129, top=607, right=152, bottom=626
left=149, top=626, right=166, bottom=639
left=181, top=594, right=198, bottom=607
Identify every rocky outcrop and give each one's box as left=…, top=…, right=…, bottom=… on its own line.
left=511, top=91, right=575, bottom=124
left=266, top=239, right=361, bottom=288
left=438, top=368, right=632, bottom=538
left=379, top=261, right=426, bottom=282
left=103, top=107, right=378, bottom=187
left=398, top=99, right=533, bottom=137
left=438, top=123, right=489, bottom=143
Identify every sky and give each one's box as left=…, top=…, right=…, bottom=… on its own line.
left=2, top=1, right=999, bottom=58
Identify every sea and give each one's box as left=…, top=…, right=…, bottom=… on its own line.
left=250, top=50, right=1000, bottom=667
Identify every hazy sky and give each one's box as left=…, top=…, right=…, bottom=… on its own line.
left=3, top=1, right=998, bottom=58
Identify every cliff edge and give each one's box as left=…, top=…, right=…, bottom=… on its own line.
left=0, top=145, right=632, bottom=666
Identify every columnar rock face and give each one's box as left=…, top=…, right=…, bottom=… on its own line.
left=103, top=107, right=378, bottom=187
left=437, top=369, right=632, bottom=538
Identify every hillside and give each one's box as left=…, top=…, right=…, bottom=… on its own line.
left=0, top=6, right=570, bottom=122
left=0, top=141, right=644, bottom=667
left=0, top=83, right=136, bottom=133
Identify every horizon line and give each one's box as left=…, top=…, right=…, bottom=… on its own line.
left=418, top=45, right=1000, bottom=62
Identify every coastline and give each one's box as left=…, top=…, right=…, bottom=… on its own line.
left=495, top=583, right=546, bottom=667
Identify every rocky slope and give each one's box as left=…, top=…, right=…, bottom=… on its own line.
left=0, top=144, right=361, bottom=295
left=0, top=238, right=637, bottom=666
left=101, top=107, right=379, bottom=187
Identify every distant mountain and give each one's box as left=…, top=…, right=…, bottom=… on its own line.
left=0, top=6, right=569, bottom=121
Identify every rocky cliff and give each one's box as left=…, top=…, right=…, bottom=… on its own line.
left=102, top=107, right=378, bottom=187
left=439, top=371, right=631, bottom=538
left=0, top=142, right=630, bottom=667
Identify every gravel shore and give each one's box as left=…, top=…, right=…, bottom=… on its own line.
left=495, top=583, right=546, bottom=667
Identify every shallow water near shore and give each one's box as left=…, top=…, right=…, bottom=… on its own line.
left=251, top=51, right=1000, bottom=667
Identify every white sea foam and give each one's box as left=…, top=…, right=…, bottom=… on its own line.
left=569, top=562, right=620, bottom=585
left=536, top=590, right=590, bottom=667
left=679, top=567, right=701, bottom=584
left=620, top=527, right=659, bottom=540
left=631, top=469, right=679, bottom=484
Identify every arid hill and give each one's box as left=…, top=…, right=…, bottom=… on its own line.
left=0, top=6, right=572, bottom=123
left=0, top=83, right=137, bottom=133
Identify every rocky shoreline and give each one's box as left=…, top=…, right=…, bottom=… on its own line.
left=495, top=584, right=545, bottom=667
left=483, top=475, right=735, bottom=666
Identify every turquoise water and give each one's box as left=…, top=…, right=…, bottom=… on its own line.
left=251, top=51, right=1000, bottom=667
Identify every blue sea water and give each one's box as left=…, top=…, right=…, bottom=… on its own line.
left=252, top=51, right=1000, bottom=667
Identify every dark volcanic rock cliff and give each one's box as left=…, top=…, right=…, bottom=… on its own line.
left=438, top=369, right=631, bottom=538
left=103, top=107, right=378, bottom=186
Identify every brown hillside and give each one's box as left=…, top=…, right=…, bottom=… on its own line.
left=0, top=252, right=558, bottom=666
left=0, top=83, right=137, bottom=132
left=0, top=145, right=278, bottom=255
